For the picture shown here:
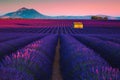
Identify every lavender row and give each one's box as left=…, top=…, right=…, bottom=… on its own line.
left=91, top=35, right=120, bottom=44
left=0, top=33, right=45, bottom=43
left=0, top=34, right=58, bottom=80
left=60, top=35, right=120, bottom=80
left=0, top=27, right=120, bottom=34
left=0, top=34, right=45, bottom=61
left=0, top=35, right=20, bottom=42
left=72, top=34, right=120, bottom=44
left=73, top=35, right=120, bottom=69
left=0, top=28, right=60, bottom=34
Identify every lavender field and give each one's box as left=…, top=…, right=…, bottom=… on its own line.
left=0, top=19, right=120, bottom=80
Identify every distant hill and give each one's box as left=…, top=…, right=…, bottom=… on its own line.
left=91, top=15, right=119, bottom=20
left=0, top=7, right=120, bottom=20
left=0, top=7, right=49, bottom=19
left=50, top=16, right=91, bottom=19
left=116, top=17, right=120, bottom=20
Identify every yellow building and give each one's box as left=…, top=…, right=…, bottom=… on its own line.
left=74, top=22, right=83, bottom=29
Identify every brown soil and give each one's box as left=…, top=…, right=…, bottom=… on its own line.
left=51, top=39, right=63, bottom=80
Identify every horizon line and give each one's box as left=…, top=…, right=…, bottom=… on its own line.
left=0, top=7, right=120, bottom=17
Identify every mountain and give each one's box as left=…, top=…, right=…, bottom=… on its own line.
left=50, top=16, right=91, bottom=19
left=92, top=15, right=120, bottom=20
left=0, top=7, right=120, bottom=20
left=0, top=7, right=48, bottom=19
left=116, top=17, right=120, bottom=20
left=52, top=15, right=120, bottom=20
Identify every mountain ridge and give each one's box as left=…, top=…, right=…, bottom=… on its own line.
left=0, top=7, right=47, bottom=19
left=0, top=7, right=120, bottom=20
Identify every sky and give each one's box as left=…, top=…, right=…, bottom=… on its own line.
left=0, top=0, right=120, bottom=16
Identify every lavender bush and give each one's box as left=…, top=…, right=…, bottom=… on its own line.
left=0, top=34, right=58, bottom=80
left=73, top=35, right=120, bottom=69
left=60, top=35, right=120, bottom=80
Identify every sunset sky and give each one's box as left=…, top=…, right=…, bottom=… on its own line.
left=0, top=0, right=120, bottom=16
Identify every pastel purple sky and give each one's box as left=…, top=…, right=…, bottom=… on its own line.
left=0, top=0, right=120, bottom=16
